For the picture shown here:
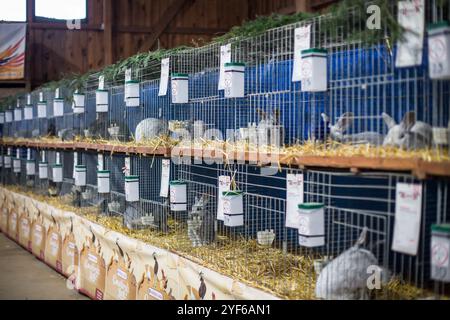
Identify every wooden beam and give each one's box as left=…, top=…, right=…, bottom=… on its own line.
left=28, top=22, right=103, bottom=31
left=147, top=0, right=196, bottom=50
left=103, top=0, right=114, bottom=65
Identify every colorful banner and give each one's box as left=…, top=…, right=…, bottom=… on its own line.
left=0, top=23, right=26, bottom=80
left=0, top=188, right=279, bottom=300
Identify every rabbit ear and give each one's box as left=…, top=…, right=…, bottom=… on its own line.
left=336, top=112, right=354, bottom=131
left=382, top=113, right=396, bottom=129
left=321, top=113, right=330, bottom=124
left=402, top=111, right=416, bottom=131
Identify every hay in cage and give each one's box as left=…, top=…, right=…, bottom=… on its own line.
left=4, top=185, right=447, bottom=300
left=3, top=136, right=449, bottom=164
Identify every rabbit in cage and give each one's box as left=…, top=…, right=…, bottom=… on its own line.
left=154, top=198, right=169, bottom=233
left=124, top=202, right=142, bottom=230
left=85, top=114, right=129, bottom=140
left=321, top=112, right=385, bottom=146
left=382, top=111, right=432, bottom=149
left=134, top=118, right=169, bottom=142
left=315, top=227, right=390, bottom=300
left=187, top=195, right=215, bottom=247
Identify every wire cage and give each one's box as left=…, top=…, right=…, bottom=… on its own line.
left=1, top=0, right=450, bottom=300
left=164, top=158, right=450, bottom=299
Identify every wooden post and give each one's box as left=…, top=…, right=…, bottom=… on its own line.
left=25, top=0, right=34, bottom=89
left=103, top=0, right=113, bottom=66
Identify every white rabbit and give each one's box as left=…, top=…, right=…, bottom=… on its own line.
left=134, top=118, right=168, bottom=142
left=315, top=227, right=390, bottom=300
left=382, top=111, right=432, bottom=149
left=321, top=112, right=385, bottom=146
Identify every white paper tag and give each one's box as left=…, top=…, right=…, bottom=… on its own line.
left=56, top=152, right=60, bottom=165
left=158, top=58, right=170, bottom=96
left=7, top=148, right=11, bottom=156
left=27, top=94, right=31, bottom=105
left=159, top=158, right=170, bottom=197
left=99, top=75, right=105, bottom=90
left=17, top=99, right=20, bottom=108
left=218, top=44, right=232, bottom=90
left=292, top=25, right=311, bottom=82
left=27, top=148, right=31, bottom=160
left=124, top=157, right=131, bottom=176
left=392, top=182, right=423, bottom=256
left=125, top=69, right=132, bottom=82
left=285, top=173, right=304, bottom=229
left=217, top=176, right=231, bottom=221
left=16, top=149, right=20, bottom=159
left=395, top=0, right=425, bottom=68
left=98, top=154, right=104, bottom=171
left=39, top=92, right=43, bottom=102
left=55, top=88, right=60, bottom=99
left=41, top=150, right=46, bottom=162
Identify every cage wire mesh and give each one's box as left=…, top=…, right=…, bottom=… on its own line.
left=1, top=1, right=450, bottom=300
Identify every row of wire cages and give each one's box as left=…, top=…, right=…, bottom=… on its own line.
left=0, top=144, right=449, bottom=299
left=0, top=1, right=448, bottom=157
left=167, top=159, right=450, bottom=299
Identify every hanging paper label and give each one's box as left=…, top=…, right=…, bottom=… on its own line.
left=158, top=58, right=170, bottom=96
left=125, top=69, right=132, bottom=82
left=285, top=173, right=304, bottom=229
left=27, top=94, right=31, bottom=105
left=27, top=148, right=31, bottom=160
left=218, top=44, right=232, bottom=90
left=98, top=154, right=104, bottom=171
left=39, top=92, right=43, bottom=102
left=41, top=150, right=46, bottom=162
left=99, top=75, right=105, bottom=90
left=124, top=157, right=131, bottom=176
left=17, top=99, right=20, bottom=108
left=56, top=152, right=60, bottom=165
left=159, top=159, right=170, bottom=197
left=395, top=0, right=425, bottom=68
left=7, top=148, right=11, bottom=156
left=292, top=25, right=311, bottom=82
left=16, top=149, right=20, bottom=159
left=392, top=182, right=423, bottom=256
left=55, top=88, right=60, bottom=99
left=217, top=176, right=231, bottom=221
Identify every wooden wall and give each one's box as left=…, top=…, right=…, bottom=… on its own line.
left=25, top=0, right=337, bottom=88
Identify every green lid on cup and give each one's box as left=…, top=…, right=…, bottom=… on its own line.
left=222, top=190, right=243, bottom=196
left=170, top=180, right=186, bottom=185
left=432, top=224, right=450, bottom=234
left=298, top=203, right=324, bottom=210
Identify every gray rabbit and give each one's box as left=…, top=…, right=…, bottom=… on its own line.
left=315, top=227, right=390, bottom=300
left=134, top=118, right=169, bottom=142
left=321, top=112, right=385, bottom=146
left=187, top=195, right=215, bottom=247
left=382, top=111, right=432, bottom=149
